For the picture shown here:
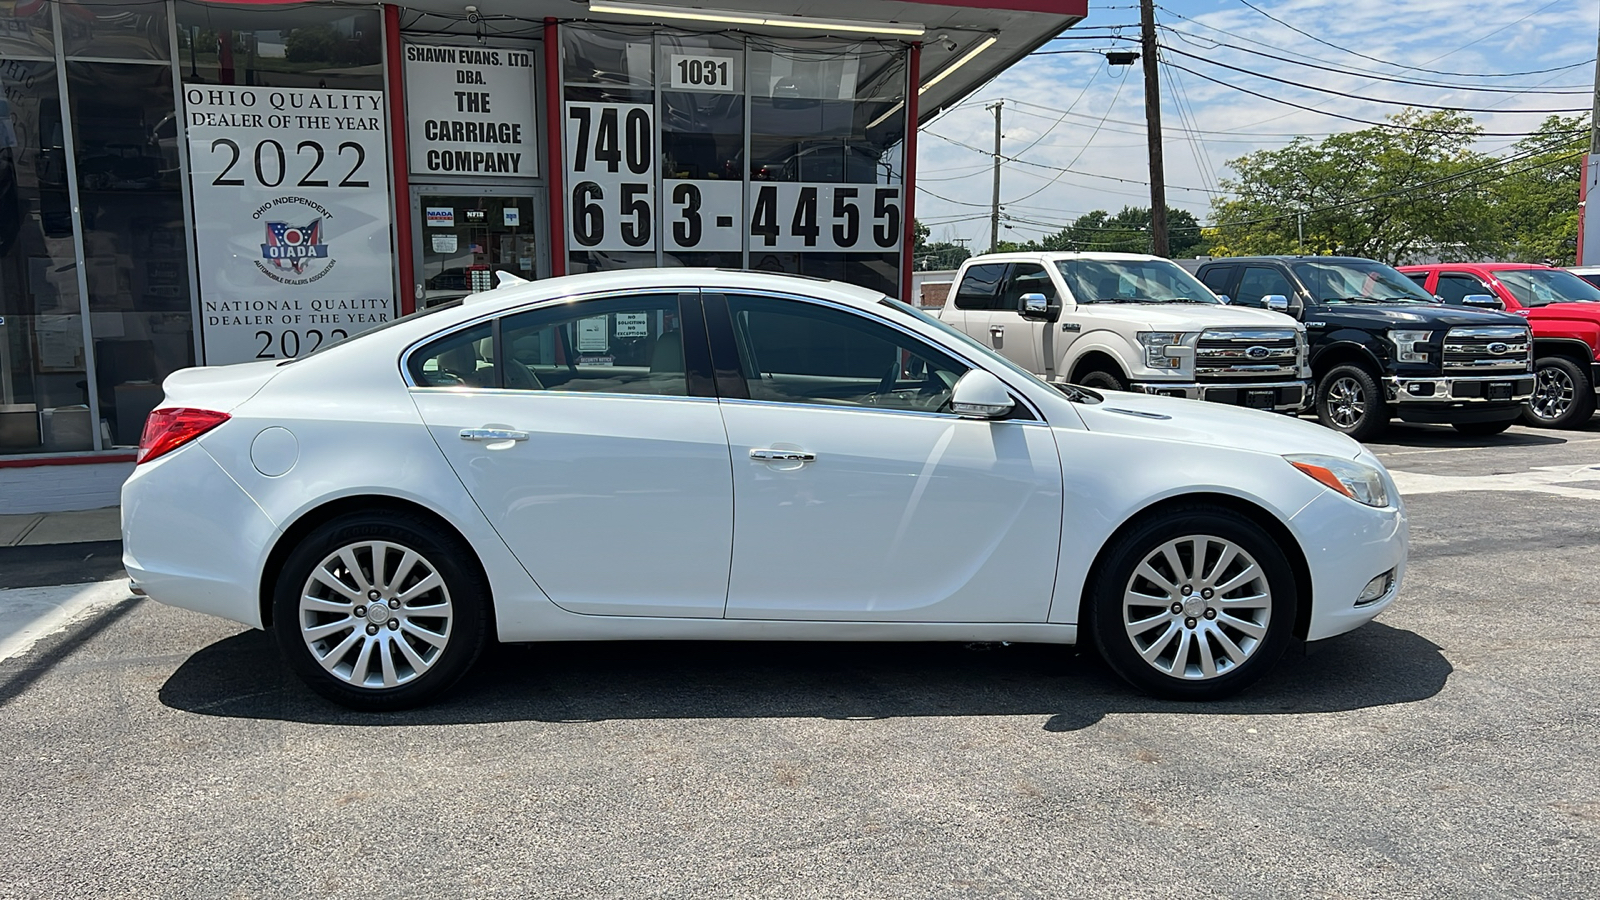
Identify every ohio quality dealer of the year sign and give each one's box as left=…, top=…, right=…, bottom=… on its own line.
left=405, top=44, right=538, bottom=177
left=185, top=86, right=396, bottom=365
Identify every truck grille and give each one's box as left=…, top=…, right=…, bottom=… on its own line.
left=1441, top=326, right=1531, bottom=373
left=1196, top=329, right=1301, bottom=381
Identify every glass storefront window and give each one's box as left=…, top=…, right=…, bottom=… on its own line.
left=0, top=3, right=53, bottom=59
left=176, top=1, right=382, bottom=91
left=561, top=27, right=908, bottom=293
left=0, top=60, right=87, bottom=453
left=68, top=61, right=193, bottom=448
left=63, top=0, right=171, bottom=62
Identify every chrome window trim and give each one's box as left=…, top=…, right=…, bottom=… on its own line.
left=714, top=396, right=1049, bottom=425
left=407, top=386, right=719, bottom=403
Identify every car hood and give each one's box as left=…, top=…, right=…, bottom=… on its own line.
left=1071, top=389, right=1364, bottom=459
left=1070, top=303, right=1299, bottom=331
left=1523, top=302, right=1600, bottom=322
left=1318, top=303, right=1526, bottom=328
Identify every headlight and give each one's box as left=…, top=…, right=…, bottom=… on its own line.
left=1284, top=453, right=1390, bottom=508
left=1137, top=332, right=1195, bottom=369
left=1389, top=329, right=1432, bottom=364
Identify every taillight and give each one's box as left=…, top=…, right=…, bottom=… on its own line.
left=137, top=408, right=230, bottom=464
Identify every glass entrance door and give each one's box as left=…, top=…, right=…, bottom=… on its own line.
left=413, top=189, right=546, bottom=308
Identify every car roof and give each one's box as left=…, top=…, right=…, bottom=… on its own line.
left=1200, top=256, right=1381, bottom=265
left=461, top=267, right=888, bottom=312
left=964, top=251, right=1163, bottom=264
left=1395, top=262, right=1552, bottom=272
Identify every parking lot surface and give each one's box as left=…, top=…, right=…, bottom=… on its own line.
left=2, top=421, right=1598, bottom=899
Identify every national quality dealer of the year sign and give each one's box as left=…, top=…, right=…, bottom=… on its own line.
left=185, top=86, right=396, bottom=365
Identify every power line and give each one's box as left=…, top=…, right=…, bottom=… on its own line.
left=1003, top=66, right=1131, bottom=206
left=1160, top=59, right=1590, bottom=136
left=1160, top=45, right=1589, bottom=114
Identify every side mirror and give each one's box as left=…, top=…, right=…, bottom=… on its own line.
left=1462, top=293, right=1504, bottom=310
left=950, top=369, right=1014, bottom=419
left=1263, top=294, right=1290, bottom=312
left=1018, top=292, right=1054, bottom=321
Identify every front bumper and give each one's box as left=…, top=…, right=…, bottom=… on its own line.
left=1132, top=379, right=1310, bottom=413
left=1289, top=488, right=1408, bottom=642
left=1387, top=373, right=1534, bottom=404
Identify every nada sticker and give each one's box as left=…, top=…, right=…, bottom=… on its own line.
left=426, top=207, right=454, bottom=226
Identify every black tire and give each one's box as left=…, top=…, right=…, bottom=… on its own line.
left=1077, top=368, right=1129, bottom=392
left=1087, top=505, right=1297, bottom=701
left=273, top=511, right=490, bottom=711
left=1522, top=356, right=1596, bottom=429
left=1315, top=364, right=1389, bottom=441
left=1451, top=419, right=1515, bottom=437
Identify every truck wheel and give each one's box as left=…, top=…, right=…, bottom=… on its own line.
left=1316, top=365, right=1389, bottom=441
left=1087, top=505, right=1297, bottom=700
left=1522, top=356, right=1595, bottom=429
left=1077, top=369, right=1128, bottom=392
left=1452, top=419, right=1514, bottom=437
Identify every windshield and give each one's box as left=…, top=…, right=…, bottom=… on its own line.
left=1291, top=260, right=1434, bottom=304
left=1054, top=258, right=1222, bottom=305
left=1494, top=268, right=1600, bottom=307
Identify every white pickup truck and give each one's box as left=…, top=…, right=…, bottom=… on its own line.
left=937, top=251, right=1313, bottom=412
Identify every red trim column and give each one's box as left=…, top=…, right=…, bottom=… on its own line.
left=384, top=5, right=416, bottom=314
left=545, top=18, right=566, bottom=277
left=900, top=42, right=920, bottom=304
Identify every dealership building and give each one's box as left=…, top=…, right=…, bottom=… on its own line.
left=0, top=0, right=1085, bottom=511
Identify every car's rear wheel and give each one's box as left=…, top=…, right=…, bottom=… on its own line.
left=1089, top=506, right=1296, bottom=700
left=1316, top=365, right=1389, bottom=441
left=273, top=511, right=489, bottom=710
left=1522, top=356, right=1595, bottom=429
left=1077, top=368, right=1129, bottom=392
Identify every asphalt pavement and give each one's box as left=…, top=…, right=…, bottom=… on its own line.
left=1, top=420, right=1597, bottom=898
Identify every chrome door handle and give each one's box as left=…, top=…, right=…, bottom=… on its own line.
left=990, top=325, right=1005, bottom=335
left=750, top=448, right=815, bottom=462
left=460, top=428, right=529, bottom=442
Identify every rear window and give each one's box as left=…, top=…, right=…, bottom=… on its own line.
left=954, top=263, right=1006, bottom=310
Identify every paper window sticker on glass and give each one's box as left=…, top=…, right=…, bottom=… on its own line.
left=427, top=207, right=453, bottom=226
left=504, top=208, right=520, bottom=226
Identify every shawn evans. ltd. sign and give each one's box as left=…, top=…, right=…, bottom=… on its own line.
left=185, top=86, right=395, bottom=365
left=405, top=43, right=537, bottom=177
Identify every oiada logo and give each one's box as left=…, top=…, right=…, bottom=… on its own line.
left=256, top=216, right=333, bottom=285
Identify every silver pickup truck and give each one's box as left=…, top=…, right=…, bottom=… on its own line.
left=937, top=251, right=1313, bottom=412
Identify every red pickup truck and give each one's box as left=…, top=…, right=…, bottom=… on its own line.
left=1397, top=263, right=1600, bottom=429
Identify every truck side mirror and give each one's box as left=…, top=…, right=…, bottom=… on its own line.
left=1263, top=294, right=1290, bottom=312
left=1018, top=292, right=1058, bottom=322
left=1462, top=293, right=1504, bottom=310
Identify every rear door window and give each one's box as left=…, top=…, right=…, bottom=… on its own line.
left=1199, top=265, right=1235, bottom=295
left=954, top=263, right=1006, bottom=310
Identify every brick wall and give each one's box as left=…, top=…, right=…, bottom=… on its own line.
left=921, top=281, right=952, bottom=308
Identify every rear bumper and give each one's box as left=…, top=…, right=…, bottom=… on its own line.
left=121, top=443, right=279, bottom=629
left=1131, top=379, right=1310, bottom=412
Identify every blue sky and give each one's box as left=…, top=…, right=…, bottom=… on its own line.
left=913, top=0, right=1600, bottom=250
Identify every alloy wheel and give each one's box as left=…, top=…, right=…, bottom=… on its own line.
left=1326, top=376, right=1366, bottom=428
left=1530, top=365, right=1575, bottom=421
left=1122, top=534, right=1272, bottom=680
left=297, top=540, right=454, bottom=690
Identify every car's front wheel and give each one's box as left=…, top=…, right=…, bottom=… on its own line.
left=273, top=511, right=489, bottom=710
left=1522, top=356, right=1595, bottom=429
left=1089, top=506, right=1297, bottom=700
left=1316, top=365, right=1389, bottom=441
left=1076, top=368, right=1128, bottom=392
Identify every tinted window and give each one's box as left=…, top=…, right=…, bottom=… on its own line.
left=1055, top=258, right=1221, bottom=304
left=1495, top=268, right=1600, bottom=307
left=1233, top=266, right=1297, bottom=308
left=500, top=295, right=688, bottom=396
left=1435, top=274, right=1489, bottom=306
left=954, top=263, right=1005, bottom=310
left=1199, top=265, right=1234, bottom=294
left=1404, top=273, right=1430, bottom=287
left=409, top=323, right=494, bottom=388
left=727, top=294, right=968, bottom=413
left=999, top=263, right=1057, bottom=311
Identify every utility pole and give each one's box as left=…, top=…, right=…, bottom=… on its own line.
left=1140, top=0, right=1168, bottom=257
left=987, top=100, right=1003, bottom=253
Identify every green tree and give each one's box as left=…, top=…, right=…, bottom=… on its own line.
left=1490, top=115, right=1586, bottom=265
left=1208, top=109, right=1498, bottom=264
left=1039, top=206, right=1208, bottom=258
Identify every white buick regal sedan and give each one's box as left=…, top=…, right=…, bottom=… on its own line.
left=123, top=269, right=1406, bottom=710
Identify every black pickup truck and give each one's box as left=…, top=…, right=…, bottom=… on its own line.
left=1194, top=256, right=1534, bottom=439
